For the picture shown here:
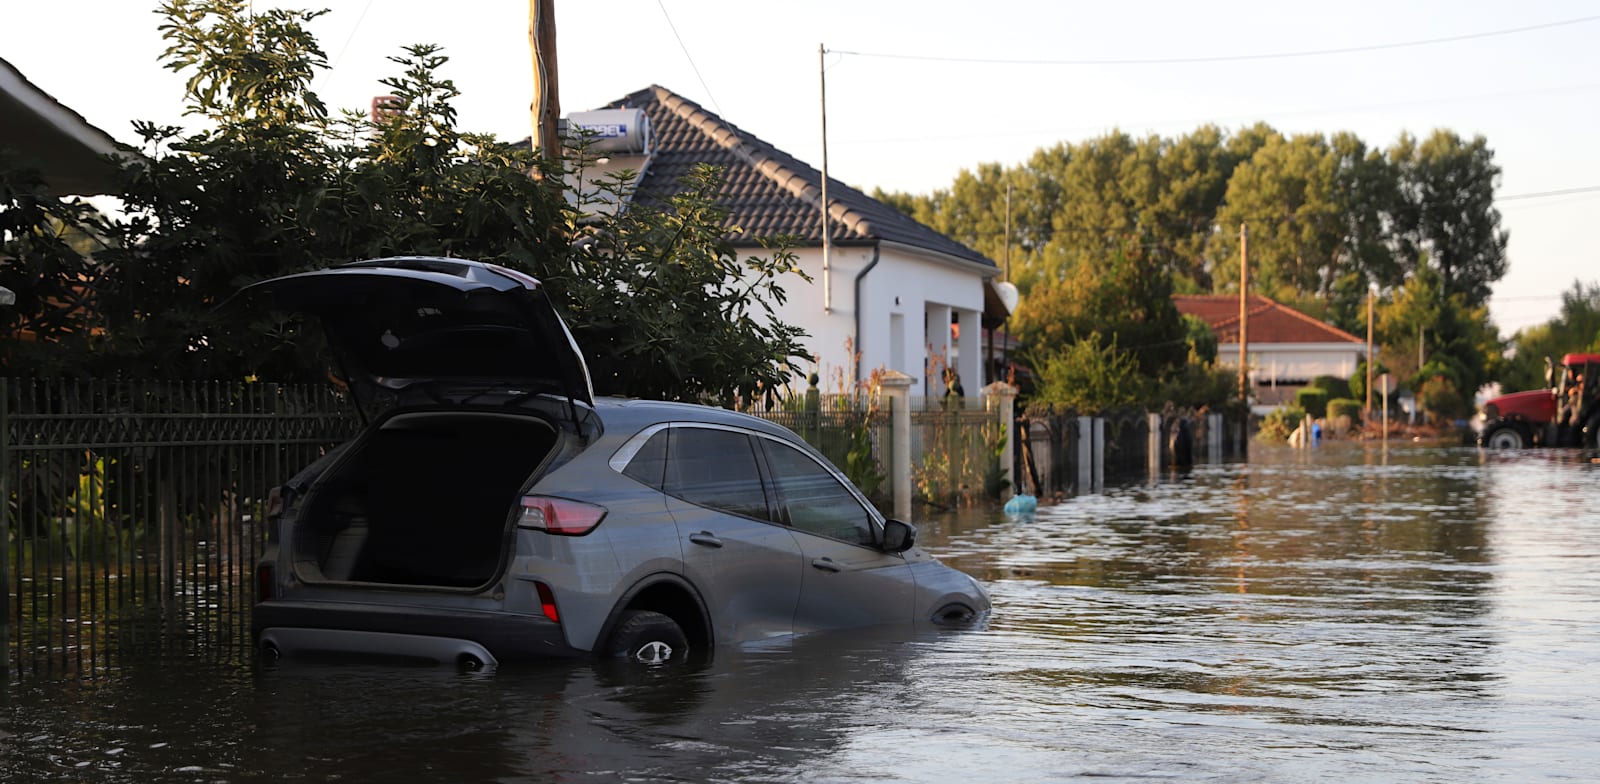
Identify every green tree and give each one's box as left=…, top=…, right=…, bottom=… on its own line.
left=1209, top=132, right=1398, bottom=335
left=2, top=0, right=809, bottom=403
left=1030, top=331, right=1149, bottom=412
left=1500, top=280, right=1600, bottom=392
left=1390, top=130, right=1509, bottom=303
left=1376, top=264, right=1501, bottom=409
left=1010, top=243, right=1186, bottom=380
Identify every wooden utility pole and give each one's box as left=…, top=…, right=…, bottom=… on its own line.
left=1238, top=224, right=1250, bottom=412
left=529, top=0, right=560, bottom=161
left=818, top=43, right=832, bottom=313
left=1365, top=287, right=1375, bottom=419
left=1003, top=181, right=1013, bottom=281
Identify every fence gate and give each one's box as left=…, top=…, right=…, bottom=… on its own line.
left=1, top=379, right=356, bottom=679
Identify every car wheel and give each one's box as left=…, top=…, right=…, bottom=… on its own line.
left=1584, top=414, right=1600, bottom=449
left=1482, top=425, right=1526, bottom=450
left=606, top=610, right=688, bottom=665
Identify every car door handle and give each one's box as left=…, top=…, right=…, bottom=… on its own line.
left=689, top=532, right=723, bottom=548
left=810, top=557, right=842, bottom=573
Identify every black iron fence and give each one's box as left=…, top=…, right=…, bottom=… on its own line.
left=1, top=379, right=357, bottom=678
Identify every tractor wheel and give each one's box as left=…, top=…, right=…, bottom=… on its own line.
left=1482, top=425, right=1526, bottom=450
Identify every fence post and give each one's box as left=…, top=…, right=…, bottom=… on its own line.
left=982, top=382, right=1018, bottom=501
left=1093, top=417, right=1106, bottom=492
left=1076, top=416, right=1093, bottom=493
left=880, top=371, right=914, bottom=522
left=1208, top=412, right=1224, bottom=462
left=1147, top=412, right=1162, bottom=480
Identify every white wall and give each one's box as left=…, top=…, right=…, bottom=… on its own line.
left=1217, top=342, right=1366, bottom=384
left=761, top=244, right=990, bottom=396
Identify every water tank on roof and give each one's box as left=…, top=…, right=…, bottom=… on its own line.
left=565, top=109, right=651, bottom=153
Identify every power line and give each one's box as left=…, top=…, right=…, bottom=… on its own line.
left=1498, top=185, right=1600, bottom=201
left=832, top=14, right=1600, bottom=66
left=656, top=0, right=722, bottom=116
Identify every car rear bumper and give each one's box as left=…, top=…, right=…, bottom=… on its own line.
left=252, top=600, right=581, bottom=663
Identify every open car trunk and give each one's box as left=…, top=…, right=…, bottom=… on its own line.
left=292, top=411, right=558, bottom=589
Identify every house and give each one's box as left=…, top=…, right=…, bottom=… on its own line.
left=566, top=85, right=1010, bottom=397
left=1175, top=294, right=1366, bottom=413
left=1, top=56, right=131, bottom=315
left=1, top=56, right=125, bottom=196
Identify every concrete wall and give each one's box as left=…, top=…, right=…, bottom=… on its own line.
left=765, top=244, right=990, bottom=395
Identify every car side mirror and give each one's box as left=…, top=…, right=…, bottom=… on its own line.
left=881, top=519, right=916, bottom=553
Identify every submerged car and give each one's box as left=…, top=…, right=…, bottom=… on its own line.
left=246, top=256, right=990, bottom=667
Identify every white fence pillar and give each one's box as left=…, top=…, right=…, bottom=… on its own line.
left=1208, top=412, right=1224, bottom=462
left=1077, top=416, right=1094, bottom=493
left=1093, top=417, right=1105, bottom=492
left=881, top=370, right=915, bottom=521
left=983, top=382, right=1018, bottom=500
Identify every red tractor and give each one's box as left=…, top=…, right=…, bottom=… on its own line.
left=1477, top=352, right=1600, bottom=449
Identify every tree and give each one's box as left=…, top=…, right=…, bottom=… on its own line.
left=1010, top=243, right=1186, bottom=380
left=1500, top=280, right=1600, bottom=392
left=1030, top=332, right=1148, bottom=412
left=1376, top=264, right=1501, bottom=409
left=1, top=0, right=809, bottom=404
left=1390, top=130, right=1509, bottom=303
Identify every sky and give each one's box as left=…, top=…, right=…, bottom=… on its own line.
left=4, top=1, right=1597, bottom=334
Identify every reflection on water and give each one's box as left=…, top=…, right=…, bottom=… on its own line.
left=4, top=443, right=1598, bottom=782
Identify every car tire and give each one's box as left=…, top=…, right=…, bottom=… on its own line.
left=606, top=610, right=688, bottom=665
left=1584, top=414, right=1600, bottom=449
left=1482, top=425, right=1526, bottom=450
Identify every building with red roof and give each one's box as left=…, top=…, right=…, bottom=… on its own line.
left=1175, top=294, right=1366, bottom=411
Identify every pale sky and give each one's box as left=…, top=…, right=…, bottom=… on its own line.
left=5, top=1, right=1597, bottom=334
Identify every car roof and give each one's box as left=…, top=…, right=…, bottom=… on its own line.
left=592, top=397, right=798, bottom=439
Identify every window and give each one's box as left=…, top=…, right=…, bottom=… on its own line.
left=663, top=428, right=769, bottom=520
left=621, top=429, right=668, bottom=489
left=763, top=440, right=874, bottom=545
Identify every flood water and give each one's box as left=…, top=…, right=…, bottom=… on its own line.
left=4, top=443, right=1599, bottom=782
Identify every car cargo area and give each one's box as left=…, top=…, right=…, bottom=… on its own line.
left=292, top=411, right=557, bottom=588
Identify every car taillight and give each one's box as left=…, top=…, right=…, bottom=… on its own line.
left=265, top=486, right=284, bottom=520
left=257, top=563, right=275, bottom=602
left=535, top=581, right=560, bottom=623
left=518, top=496, right=607, bottom=535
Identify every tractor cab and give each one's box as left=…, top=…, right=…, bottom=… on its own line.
left=1479, top=353, right=1600, bottom=449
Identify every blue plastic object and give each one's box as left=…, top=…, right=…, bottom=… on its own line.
left=1003, top=494, right=1038, bottom=518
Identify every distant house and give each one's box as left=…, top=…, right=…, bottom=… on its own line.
left=1175, top=294, right=1366, bottom=412
left=565, top=85, right=1011, bottom=397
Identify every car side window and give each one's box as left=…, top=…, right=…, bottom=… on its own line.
left=621, top=429, right=669, bottom=489
left=664, top=428, right=769, bottom=520
left=762, top=440, right=875, bottom=545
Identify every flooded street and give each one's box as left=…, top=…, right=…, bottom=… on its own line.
left=4, top=443, right=1598, bottom=782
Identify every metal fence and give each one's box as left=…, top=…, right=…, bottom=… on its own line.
left=1, top=379, right=357, bottom=678
left=748, top=396, right=895, bottom=508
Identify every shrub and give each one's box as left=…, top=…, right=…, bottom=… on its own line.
left=1310, top=375, right=1352, bottom=401
left=1257, top=406, right=1306, bottom=442
left=1295, top=388, right=1329, bottom=419
left=1327, top=398, right=1363, bottom=423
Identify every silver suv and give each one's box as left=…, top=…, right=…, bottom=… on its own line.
left=247, top=257, right=990, bottom=667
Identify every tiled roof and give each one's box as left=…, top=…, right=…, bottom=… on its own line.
left=599, top=85, right=996, bottom=270
left=1174, top=294, right=1363, bottom=345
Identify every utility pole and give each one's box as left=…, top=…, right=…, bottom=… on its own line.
left=818, top=43, right=832, bottom=313
left=1238, top=224, right=1250, bottom=414
left=1003, top=181, right=1013, bottom=281
left=529, top=0, right=560, bottom=162
left=1365, top=287, right=1375, bottom=421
